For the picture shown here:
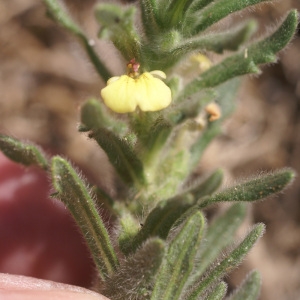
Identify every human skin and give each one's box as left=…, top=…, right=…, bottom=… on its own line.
left=0, top=152, right=108, bottom=298
left=0, top=273, right=109, bottom=300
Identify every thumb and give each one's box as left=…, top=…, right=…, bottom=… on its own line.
left=0, top=273, right=109, bottom=300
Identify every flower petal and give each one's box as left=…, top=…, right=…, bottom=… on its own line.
left=149, top=70, right=167, bottom=79
left=101, top=75, right=137, bottom=113
left=107, top=76, right=120, bottom=84
left=135, top=73, right=172, bottom=112
left=101, top=72, right=172, bottom=113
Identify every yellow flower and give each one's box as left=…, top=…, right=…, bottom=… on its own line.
left=101, top=70, right=172, bottom=113
left=190, top=53, right=212, bottom=72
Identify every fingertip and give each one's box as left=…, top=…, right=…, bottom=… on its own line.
left=0, top=273, right=109, bottom=300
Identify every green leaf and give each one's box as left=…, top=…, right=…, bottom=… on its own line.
left=42, top=0, right=111, bottom=81
left=228, top=270, right=261, bottom=300
left=141, top=30, right=183, bottom=70
left=170, top=89, right=216, bottom=124
left=205, top=281, right=227, bottom=300
left=185, top=168, right=224, bottom=200
left=140, top=0, right=161, bottom=39
left=93, top=186, right=118, bottom=219
left=164, top=0, right=194, bottom=29
left=186, top=223, right=265, bottom=300
left=121, top=194, right=196, bottom=255
left=51, top=156, right=119, bottom=279
left=189, top=122, right=221, bottom=169
left=175, top=77, right=239, bottom=170
left=170, top=19, right=257, bottom=57
left=141, top=116, right=173, bottom=166
left=214, top=77, right=240, bottom=119
left=90, top=128, right=146, bottom=187
left=192, top=0, right=270, bottom=34
left=118, top=212, right=141, bottom=253
left=79, top=98, right=112, bottom=132
left=129, top=111, right=163, bottom=144
left=188, top=0, right=214, bottom=13
left=95, top=3, right=141, bottom=61
left=178, top=10, right=297, bottom=100
left=0, top=135, right=48, bottom=170
left=195, top=203, right=246, bottom=275
left=145, top=117, right=173, bottom=150
left=103, top=238, right=165, bottom=300
left=199, top=168, right=295, bottom=208
left=151, top=211, right=205, bottom=300
left=79, top=98, right=127, bottom=135
left=152, top=149, right=190, bottom=199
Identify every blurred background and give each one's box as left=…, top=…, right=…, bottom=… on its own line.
left=0, top=0, right=299, bottom=299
